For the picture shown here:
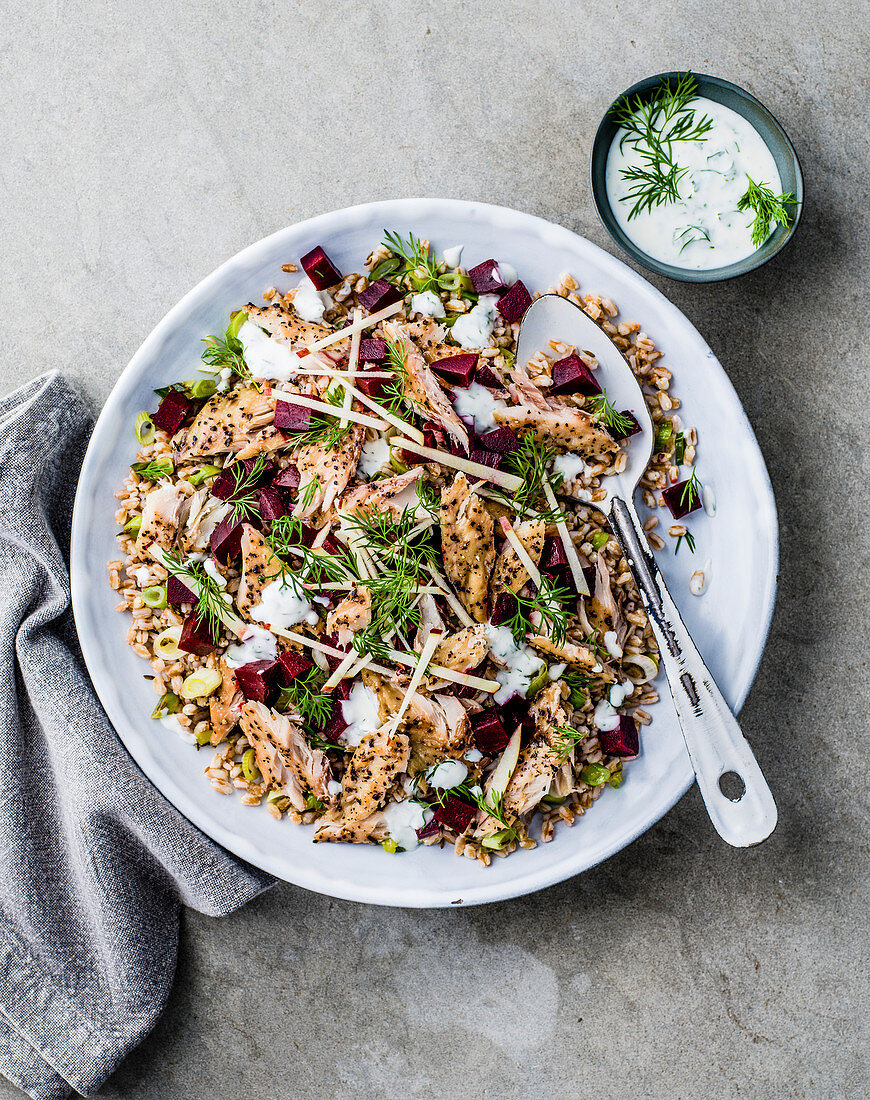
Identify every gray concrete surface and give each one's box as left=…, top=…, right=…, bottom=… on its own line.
left=3, top=1, right=869, bottom=1097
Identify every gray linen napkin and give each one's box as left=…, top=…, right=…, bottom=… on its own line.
left=0, top=372, right=274, bottom=1099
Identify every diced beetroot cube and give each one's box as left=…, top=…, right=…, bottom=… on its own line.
left=550, top=353, right=602, bottom=397
left=490, top=591, right=516, bottom=626
left=317, top=632, right=349, bottom=673
left=300, top=244, right=342, bottom=290
left=234, top=659, right=281, bottom=704
left=540, top=536, right=569, bottom=574
left=277, top=650, right=314, bottom=684
left=496, top=281, right=532, bottom=324
left=469, top=449, right=504, bottom=470
left=275, top=400, right=313, bottom=434
left=433, top=795, right=476, bottom=834
left=257, top=487, right=289, bottom=525
left=358, top=279, right=403, bottom=313
left=167, top=574, right=196, bottom=605
left=583, top=565, right=597, bottom=595
left=212, top=458, right=274, bottom=500
left=471, top=710, right=510, bottom=754
left=416, top=816, right=441, bottom=839
left=210, top=515, right=245, bottom=563
left=468, top=259, right=508, bottom=296
left=600, top=715, right=640, bottom=757
left=662, top=478, right=703, bottom=520
left=607, top=411, right=643, bottom=441
left=431, top=353, right=478, bottom=387
left=477, top=426, right=518, bottom=454
left=356, top=364, right=389, bottom=399
left=475, top=362, right=503, bottom=388
left=271, top=464, right=300, bottom=490
left=152, top=390, right=193, bottom=436
left=318, top=689, right=349, bottom=738
left=359, top=337, right=386, bottom=361
left=178, top=612, right=217, bottom=656
left=320, top=533, right=343, bottom=556
left=502, top=695, right=534, bottom=737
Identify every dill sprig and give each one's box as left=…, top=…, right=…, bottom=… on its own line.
left=131, top=458, right=174, bottom=481
left=433, top=782, right=517, bottom=841
left=551, top=724, right=588, bottom=764
left=675, top=224, right=711, bottom=253
left=226, top=453, right=268, bottom=523
left=488, top=433, right=568, bottom=523
left=674, top=530, right=696, bottom=555
left=560, top=670, right=589, bottom=710
left=736, top=176, right=796, bottom=248
left=588, top=389, right=636, bottom=436
left=381, top=336, right=411, bottom=415
left=274, top=665, right=334, bottom=730
left=267, top=516, right=358, bottom=584
left=609, top=72, right=713, bottom=220
left=297, top=474, right=322, bottom=512
left=285, top=388, right=353, bottom=453
left=506, top=575, right=575, bottom=647
left=201, top=312, right=260, bottom=390
left=162, top=551, right=229, bottom=644
left=680, top=467, right=701, bottom=509
left=374, top=230, right=441, bottom=292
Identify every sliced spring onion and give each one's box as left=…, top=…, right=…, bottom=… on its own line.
left=134, top=412, right=156, bottom=445
left=141, top=585, right=167, bottom=609
left=150, top=690, right=181, bottom=719
left=381, top=837, right=400, bottom=854
left=591, top=531, right=609, bottom=550
left=266, top=789, right=289, bottom=805
left=525, top=664, right=549, bottom=699
left=131, top=459, right=174, bottom=479
left=674, top=432, right=686, bottom=465
left=654, top=421, right=673, bottom=451
left=188, top=464, right=222, bottom=487
left=154, top=627, right=184, bottom=659
left=181, top=668, right=223, bottom=699
left=480, top=828, right=515, bottom=851
left=241, top=748, right=260, bottom=783
left=580, top=763, right=612, bottom=787
left=184, top=379, right=217, bottom=400
left=123, top=516, right=142, bottom=537
left=195, top=727, right=212, bottom=746
left=305, top=794, right=326, bottom=812
left=227, top=309, right=248, bottom=339
left=622, top=653, right=659, bottom=683
left=389, top=451, right=409, bottom=474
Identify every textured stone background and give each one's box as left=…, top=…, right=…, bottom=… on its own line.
left=2, top=0, right=868, bottom=1097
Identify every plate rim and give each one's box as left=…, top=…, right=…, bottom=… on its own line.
left=70, top=198, right=779, bottom=907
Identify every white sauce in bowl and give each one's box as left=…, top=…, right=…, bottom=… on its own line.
left=452, top=382, right=507, bottom=433
left=605, top=97, right=783, bottom=270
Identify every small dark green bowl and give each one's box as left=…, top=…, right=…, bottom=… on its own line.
left=591, top=73, right=803, bottom=283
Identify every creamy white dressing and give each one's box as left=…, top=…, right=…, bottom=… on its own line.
left=327, top=779, right=342, bottom=797
left=410, top=290, right=445, bottom=318
left=451, top=382, right=507, bottom=434
left=380, top=800, right=433, bottom=851
left=442, top=244, right=464, bottom=268
left=496, top=261, right=517, bottom=286
left=203, top=558, right=226, bottom=588
left=216, top=367, right=233, bottom=393
left=690, top=558, right=712, bottom=597
left=702, top=484, right=717, bottom=516
left=128, top=565, right=152, bottom=586
left=593, top=699, right=621, bottom=732
left=551, top=453, right=589, bottom=491
left=609, top=680, right=635, bottom=708
left=426, top=759, right=468, bottom=790
left=224, top=625, right=278, bottom=668
left=358, top=437, right=392, bottom=478
left=251, top=576, right=319, bottom=631
left=486, top=623, right=545, bottom=705
left=603, top=630, right=623, bottom=660
left=452, top=295, right=500, bottom=349
left=292, top=275, right=333, bottom=322
left=606, top=97, right=784, bottom=270
left=464, top=747, right=483, bottom=763
left=158, top=714, right=197, bottom=743
left=340, top=682, right=382, bottom=747
left=238, top=320, right=302, bottom=381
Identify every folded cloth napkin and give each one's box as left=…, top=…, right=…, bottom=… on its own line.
left=0, top=372, right=274, bottom=1100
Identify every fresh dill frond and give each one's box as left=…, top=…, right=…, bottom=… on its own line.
left=377, top=230, right=441, bottom=292
left=588, top=389, right=635, bottom=435
left=274, top=665, right=334, bottom=730
left=506, top=575, right=575, bottom=647
left=162, top=551, right=228, bottom=643
left=736, top=176, right=796, bottom=248
left=285, top=388, right=353, bottom=453
left=131, top=458, right=174, bottom=481
left=609, top=72, right=713, bottom=221
left=679, top=467, right=701, bottom=509
left=488, top=433, right=567, bottom=522
left=414, top=480, right=440, bottom=520
left=201, top=312, right=260, bottom=390
left=551, top=724, right=588, bottom=764
left=675, top=224, right=711, bottom=253
left=297, top=474, right=321, bottom=512
left=267, top=515, right=358, bottom=584
left=560, top=669, right=589, bottom=710
left=674, top=530, right=696, bottom=555
left=381, top=335, right=411, bottom=414
left=433, top=782, right=517, bottom=840
left=227, top=453, right=268, bottom=522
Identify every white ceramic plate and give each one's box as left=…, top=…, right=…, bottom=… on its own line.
left=71, top=199, right=778, bottom=908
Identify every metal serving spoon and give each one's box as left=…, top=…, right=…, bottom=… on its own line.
left=515, top=294, right=777, bottom=847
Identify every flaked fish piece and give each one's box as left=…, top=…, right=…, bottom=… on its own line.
left=314, top=728, right=409, bottom=843
left=175, top=387, right=277, bottom=461
left=341, top=466, right=424, bottom=518
left=294, top=424, right=365, bottom=520
left=244, top=302, right=342, bottom=350
left=414, top=593, right=446, bottom=650
left=431, top=625, right=490, bottom=672
left=404, top=318, right=447, bottom=351
left=491, top=518, right=547, bottom=595
left=588, top=555, right=628, bottom=649
left=439, top=473, right=494, bottom=622
left=507, top=359, right=549, bottom=411
left=526, top=633, right=616, bottom=682
left=209, top=659, right=244, bottom=741
left=365, top=673, right=470, bottom=768
left=493, top=400, right=617, bottom=461
left=326, top=585, right=372, bottom=646
left=240, top=701, right=334, bottom=807
left=309, top=812, right=388, bottom=845
left=235, top=425, right=292, bottom=461
left=383, top=321, right=469, bottom=453
left=236, top=524, right=281, bottom=616
left=180, top=491, right=231, bottom=554
left=136, top=483, right=185, bottom=553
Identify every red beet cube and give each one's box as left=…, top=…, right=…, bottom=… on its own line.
left=474, top=363, right=502, bottom=388
left=275, top=400, right=312, bottom=435
left=212, top=458, right=274, bottom=501
left=471, top=710, right=510, bottom=754
left=277, top=650, right=314, bottom=684
left=210, top=515, right=245, bottom=563
left=607, top=411, right=643, bottom=441
left=235, top=659, right=281, bottom=704
left=358, top=279, right=403, bottom=313
left=356, top=363, right=390, bottom=399
left=257, top=487, right=289, bottom=525
left=540, top=536, right=569, bottom=574
left=663, top=478, right=703, bottom=520
left=469, top=449, right=504, bottom=470
left=468, top=259, right=508, bottom=296
left=416, top=816, right=441, bottom=839
left=359, top=337, right=386, bottom=361
left=433, top=796, right=476, bottom=834
left=477, top=426, right=518, bottom=454
left=496, top=281, right=532, bottom=324
left=320, top=533, right=343, bottom=556
left=152, top=390, right=193, bottom=436
left=600, top=715, right=640, bottom=757
left=490, top=591, right=516, bottom=626
left=431, top=353, right=478, bottom=387
left=178, top=612, right=217, bottom=656
left=167, top=574, right=196, bottom=605
left=300, top=244, right=342, bottom=290
left=550, top=353, right=602, bottom=397
left=271, top=464, right=300, bottom=490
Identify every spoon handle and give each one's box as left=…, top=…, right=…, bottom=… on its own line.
left=608, top=496, right=777, bottom=847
